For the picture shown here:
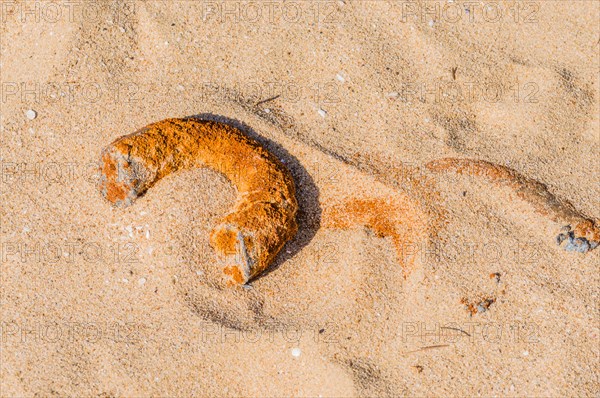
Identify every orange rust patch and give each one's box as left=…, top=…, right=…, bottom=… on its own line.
left=104, top=181, right=128, bottom=203
left=426, top=158, right=521, bottom=185
left=223, top=265, right=245, bottom=285
left=573, top=219, right=600, bottom=242
left=242, top=235, right=255, bottom=256
left=211, top=229, right=238, bottom=255
left=324, top=198, right=397, bottom=239
left=101, top=153, right=118, bottom=180
left=100, top=153, right=128, bottom=203
left=322, top=197, right=424, bottom=277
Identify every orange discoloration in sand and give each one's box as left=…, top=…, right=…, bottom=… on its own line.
left=324, top=199, right=398, bottom=238
left=322, top=197, right=428, bottom=277
left=427, top=158, right=600, bottom=248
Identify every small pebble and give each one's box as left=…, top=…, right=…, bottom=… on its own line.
left=25, top=109, right=37, bottom=120
left=138, top=277, right=146, bottom=286
left=560, top=231, right=592, bottom=253
left=565, top=237, right=590, bottom=253
left=318, top=109, right=327, bottom=118
left=291, top=348, right=301, bottom=357
left=336, top=73, right=345, bottom=83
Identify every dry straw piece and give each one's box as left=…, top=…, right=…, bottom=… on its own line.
left=98, top=117, right=298, bottom=285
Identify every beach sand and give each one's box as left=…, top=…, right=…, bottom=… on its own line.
left=1, top=1, right=599, bottom=396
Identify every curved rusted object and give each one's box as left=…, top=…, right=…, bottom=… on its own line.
left=427, top=158, right=599, bottom=252
left=98, top=117, right=298, bottom=285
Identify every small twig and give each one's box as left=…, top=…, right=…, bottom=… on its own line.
left=451, top=66, right=458, bottom=80
left=440, top=326, right=471, bottom=337
left=255, top=94, right=281, bottom=107
left=405, top=344, right=450, bottom=354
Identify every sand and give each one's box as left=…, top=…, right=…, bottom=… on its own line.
left=1, top=1, right=599, bottom=396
